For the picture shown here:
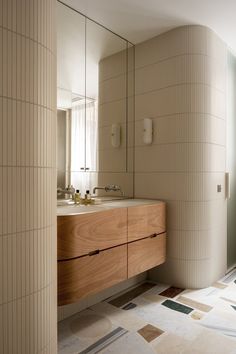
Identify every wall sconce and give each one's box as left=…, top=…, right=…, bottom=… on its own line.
left=111, top=124, right=121, bottom=148
left=143, top=118, right=153, bottom=144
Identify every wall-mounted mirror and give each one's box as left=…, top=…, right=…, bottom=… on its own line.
left=57, top=2, right=134, bottom=198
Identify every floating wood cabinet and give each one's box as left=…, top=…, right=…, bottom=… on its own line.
left=58, top=201, right=166, bottom=306
left=128, top=203, right=166, bottom=242
left=58, top=245, right=127, bottom=305
left=128, top=233, right=166, bottom=278
left=58, top=208, right=127, bottom=260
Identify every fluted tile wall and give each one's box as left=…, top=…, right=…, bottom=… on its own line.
left=134, top=25, right=227, bottom=288
left=0, top=0, right=57, bottom=353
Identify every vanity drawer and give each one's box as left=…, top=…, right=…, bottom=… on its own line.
left=128, top=233, right=166, bottom=278
left=128, top=203, right=166, bottom=242
left=58, top=208, right=127, bottom=260
left=58, top=244, right=127, bottom=306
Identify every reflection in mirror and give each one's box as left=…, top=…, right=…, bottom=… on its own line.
left=57, top=2, right=134, bottom=199
left=57, top=109, right=69, bottom=190
left=57, top=3, right=85, bottom=99
left=91, top=18, right=127, bottom=173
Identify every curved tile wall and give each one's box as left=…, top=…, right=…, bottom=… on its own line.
left=135, top=25, right=227, bottom=288
left=0, top=0, right=57, bottom=352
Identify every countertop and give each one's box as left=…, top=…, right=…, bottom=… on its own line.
left=57, top=198, right=163, bottom=216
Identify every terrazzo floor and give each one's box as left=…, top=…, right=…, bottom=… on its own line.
left=59, top=269, right=236, bottom=354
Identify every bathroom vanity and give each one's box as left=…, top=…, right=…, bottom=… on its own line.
left=57, top=199, right=166, bottom=306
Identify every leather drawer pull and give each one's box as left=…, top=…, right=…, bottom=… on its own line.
left=150, top=233, right=158, bottom=238
left=89, top=249, right=100, bottom=256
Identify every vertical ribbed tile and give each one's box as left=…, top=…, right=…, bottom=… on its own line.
left=0, top=0, right=57, bottom=353
left=135, top=25, right=227, bottom=288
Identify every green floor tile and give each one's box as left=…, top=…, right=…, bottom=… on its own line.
left=162, top=299, right=193, bottom=314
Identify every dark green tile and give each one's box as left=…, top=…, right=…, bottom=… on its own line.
left=162, top=299, right=193, bottom=314
left=231, top=305, right=236, bottom=311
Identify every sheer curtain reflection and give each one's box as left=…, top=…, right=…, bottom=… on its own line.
left=71, top=101, right=98, bottom=194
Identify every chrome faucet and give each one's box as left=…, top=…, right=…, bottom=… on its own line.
left=93, top=184, right=124, bottom=196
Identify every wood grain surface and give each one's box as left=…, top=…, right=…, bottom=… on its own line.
left=58, top=244, right=128, bottom=306
left=58, top=208, right=127, bottom=260
left=128, top=233, right=166, bottom=278
left=128, top=203, right=166, bottom=242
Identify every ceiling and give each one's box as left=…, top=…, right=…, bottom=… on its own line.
left=61, top=0, right=236, bottom=52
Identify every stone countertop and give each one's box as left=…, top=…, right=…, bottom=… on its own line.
left=57, top=199, right=163, bottom=216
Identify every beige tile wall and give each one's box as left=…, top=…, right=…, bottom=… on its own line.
left=0, top=0, right=57, bottom=353
left=135, top=25, right=227, bottom=288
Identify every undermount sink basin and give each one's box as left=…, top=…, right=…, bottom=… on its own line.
left=57, top=204, right=111, bottom=216
left=57, top=196, right=127, bottom=207
left=57, top=199, right=75, bottom=206
left=57, top=198, right=162, bottom=216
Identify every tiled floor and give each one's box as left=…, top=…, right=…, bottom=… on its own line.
left=58, top=269, right=236, bottom=353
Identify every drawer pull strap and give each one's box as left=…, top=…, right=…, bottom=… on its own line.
left=89, top=249, right=100, bottom=256
left=150, top=233, right=158, bottom=238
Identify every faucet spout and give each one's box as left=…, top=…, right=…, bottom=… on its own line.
left=92, top=186, right=106, bottom=194
left=93, top=184, right=124, bottom=196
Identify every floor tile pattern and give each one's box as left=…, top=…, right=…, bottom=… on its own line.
left=59, top=269, right=236, bottom=353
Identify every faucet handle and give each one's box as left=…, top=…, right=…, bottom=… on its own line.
left=105, top=184, right=121, bottom=191
left=66, top=185, right=75, bottom=193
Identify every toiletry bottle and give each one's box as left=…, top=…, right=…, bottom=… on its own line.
left=75, top=189, right=81, bottom=204
left=85, top=190, right=91, bottom=204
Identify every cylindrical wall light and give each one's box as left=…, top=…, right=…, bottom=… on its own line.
left=111, top=124, right=121, bottom=148
left=143, top=118, right=153, bottom=144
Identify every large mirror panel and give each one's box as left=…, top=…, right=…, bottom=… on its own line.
left=86, top=19, right=127, bottom=173
left=57, top=2, right=86, bottom=189
left=57, top=2, right=134, bottom=198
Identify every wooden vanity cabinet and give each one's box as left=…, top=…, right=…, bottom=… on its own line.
left=127, top=202, right=166, bottom=278
left=128, top=203, right=166, bottom=242
left=128, top=233, right=166, bottom=278
left=58, top=208, right=127, bottom=260
left=58, top=245, right=127, bottom=306
left=57, top=201, right=166, bottom=306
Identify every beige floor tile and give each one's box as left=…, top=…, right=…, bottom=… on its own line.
left=187, top=329, right=236, bottom=354
left=90, top=302, right=147, bottom=332
left=138, top=324, right=164, bottom=343
left=152, top=333, right=192, bottom=354
left=191, top=311, right=205, bottom=321
left=177, top=295, right=213, bottom=312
